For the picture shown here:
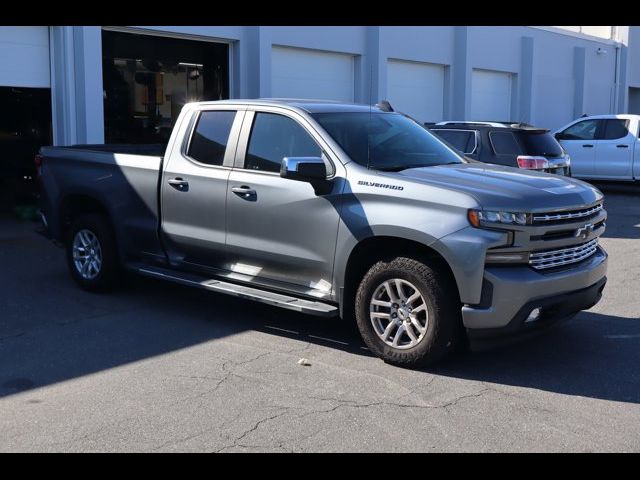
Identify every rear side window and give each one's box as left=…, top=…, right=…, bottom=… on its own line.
left=489, top=131, right=522, bottom=155
left=561, top=119, right=599, bottom=140
left=600, top=119, right=630, bottom=140
left=245, top=113, right=322, bottom=173
left=187, top=111, right=236, bottom=166
left=432, top=130, right=476, bottom=154
left=516, top=132, right=563, bottom=157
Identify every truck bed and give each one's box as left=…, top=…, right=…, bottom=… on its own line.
left=63, top=144, right=167, bottom=156
left=38, top=143, right=166, bottom=262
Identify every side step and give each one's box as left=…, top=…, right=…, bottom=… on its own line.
left=134, top=265, right=339, bottom=317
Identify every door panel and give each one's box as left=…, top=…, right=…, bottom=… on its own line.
left=225, top=110, right=343, bottom=297
left=225, top=170, right=343, bottom=294
left=161, top=109, right=245, bottom=269
left=561, top=141, right=597, bottom=178
left=558, top=119, right=601, bottom=178
left=595, top=119, right=634, bottom=179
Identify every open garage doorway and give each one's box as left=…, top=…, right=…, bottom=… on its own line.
left=0, top=87, right=52, bottom=214
left=102, top=30, right=230, bottom=144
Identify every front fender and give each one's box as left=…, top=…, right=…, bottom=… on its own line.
left=432, top=226, right=507, bottom=304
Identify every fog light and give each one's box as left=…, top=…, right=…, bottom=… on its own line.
left=525, top=307, right=542, bottom=323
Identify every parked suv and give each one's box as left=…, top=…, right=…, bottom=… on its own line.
left=429, top=121, right=571, bottom=176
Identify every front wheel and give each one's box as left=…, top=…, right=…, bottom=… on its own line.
left=354, top=256, right=461, bottom=368
left=66, top=214, right=120, bottom=291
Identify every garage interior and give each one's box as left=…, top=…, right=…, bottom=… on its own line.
left=0, top=87, right=52, bottom=214
left=101, top=30, right=230, bottom=144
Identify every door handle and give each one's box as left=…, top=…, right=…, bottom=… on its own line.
left=168, top=177, right=189, bottom=191
left=582, top=144, right=594, bottom=148
left=616, top=144, right=629, bottom=148
left=231, top=185, right=257, bottom=198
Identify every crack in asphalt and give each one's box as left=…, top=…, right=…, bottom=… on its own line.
left=303, top=387, right=493, bottom=415
left=211, top=408, right=291, bottom=453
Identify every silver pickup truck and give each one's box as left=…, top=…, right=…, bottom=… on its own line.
left=37, top=99, right=608, bottom=367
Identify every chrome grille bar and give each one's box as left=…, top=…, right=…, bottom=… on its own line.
left=532, top=204, right=603, bottom=223
left=529, top=239, right=599, bottom=270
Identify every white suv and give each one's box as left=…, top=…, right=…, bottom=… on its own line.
left=554, top=114, right=640, bottom=181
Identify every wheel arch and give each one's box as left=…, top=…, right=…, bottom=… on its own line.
left=57, top=192, right=124, bottom=262
left=338, top=235, right=460, bottom=319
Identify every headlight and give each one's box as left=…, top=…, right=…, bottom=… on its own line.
left=468, top=209, right=530, bottom=227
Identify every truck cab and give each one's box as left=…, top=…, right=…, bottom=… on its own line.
left=554, top=114, right=640, bottom=181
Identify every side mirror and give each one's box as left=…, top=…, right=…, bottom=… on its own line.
left=280, top=157, right=327, bottom=182
left=554, top=132, right=563, bottom=140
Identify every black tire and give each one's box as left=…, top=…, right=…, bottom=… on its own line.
left=354, top=256, right=462, bottom=368
left=65, top=213, right=120, bottom=291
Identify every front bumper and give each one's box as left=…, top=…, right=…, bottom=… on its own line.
left=462, top=246, right=607, bottom=345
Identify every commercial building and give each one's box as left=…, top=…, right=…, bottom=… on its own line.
left=1, top=25, right=638, bottom=158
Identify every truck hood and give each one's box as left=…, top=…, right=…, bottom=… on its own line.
left=390, top=163, right=603, bottom=211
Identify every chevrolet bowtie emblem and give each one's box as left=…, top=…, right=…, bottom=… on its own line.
left=575, top=223, right=594, bottom=239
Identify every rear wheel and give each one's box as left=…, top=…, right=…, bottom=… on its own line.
left=66, top=214, right=120, bottom=291
left=355, top=256, right=461, bottom=368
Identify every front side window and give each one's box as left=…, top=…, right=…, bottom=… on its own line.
left=561, top=120, right=600, bottom=140
left=245, top=113, right=322, bottom=173
left=600, top=119, right=630, bottom=140
left=432, top=130, right=476, bottom=154
left=489, top=131, right=522, bottom=155
left=187, top=110, right=236, bottom=166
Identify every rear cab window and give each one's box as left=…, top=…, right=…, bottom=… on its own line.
left=600, top=119, right=630, bottom=140
left=187, top=110, right=237, bottom=166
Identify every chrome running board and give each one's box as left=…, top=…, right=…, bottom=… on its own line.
left=134, top=265, right=339, bottom=317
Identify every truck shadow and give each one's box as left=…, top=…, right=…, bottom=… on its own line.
left=428, top=311, right=640, bottom=403
left=2, top=252, right=639, bottom=405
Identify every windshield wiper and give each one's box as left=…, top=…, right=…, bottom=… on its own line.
left=373, top=164, right=423, bottom=172
left=373, top=162, right=459, bottom=172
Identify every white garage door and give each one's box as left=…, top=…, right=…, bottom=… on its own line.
left=470, top=69, right=512, bottom=121
left=271, top=46, right=354, bottom=101
left=0, top=27, right=50, bottom=88
left=387, top=59, right=445, bottom=123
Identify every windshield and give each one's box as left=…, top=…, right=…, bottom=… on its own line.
left=312, top=112, right=464, bottom=171
left=516, top=131, right=563, bottom=157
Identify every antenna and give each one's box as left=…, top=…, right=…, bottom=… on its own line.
left=367, top=65, right=373, bottom=170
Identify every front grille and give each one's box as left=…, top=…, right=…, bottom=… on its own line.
left=532, top=204, right=602, bottom=224
left=529, top=238, right=599, bottom=270
left=530, top=219, right=606, bottom=242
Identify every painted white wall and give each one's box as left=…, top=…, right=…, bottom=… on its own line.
left=0, top=26, right=50, bottom=88
left=628, top=27, right=640, bottom=88
left=35, top=25, right=634, bottom=144
left=554, top=26, right=614, bottom=39
left=386, top=59, right=445, bottom=123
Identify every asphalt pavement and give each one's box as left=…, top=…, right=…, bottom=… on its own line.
left=0, top=182, right=639, bottom=452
